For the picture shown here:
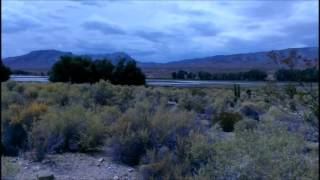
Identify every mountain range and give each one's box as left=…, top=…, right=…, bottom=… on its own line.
left=2, top=47, right=318, bottom=78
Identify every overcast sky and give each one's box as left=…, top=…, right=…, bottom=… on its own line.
left=2, top=0, right=319, bottom=62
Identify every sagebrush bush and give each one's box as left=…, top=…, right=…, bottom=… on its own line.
left=109, top=100, right=152, bottom=165
left=218, top=111, right=243, bottom=132
left=31, top=106, right=105, bottom=161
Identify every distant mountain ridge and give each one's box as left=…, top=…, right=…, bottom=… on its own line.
left=2, top=47, right=318, bottom=77
left=2, top=50, right=135, bottom=72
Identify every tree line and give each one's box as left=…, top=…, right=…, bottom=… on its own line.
left=172, top=69, right=268, bottom=81
left=275, top=67, right=318, bottom=82
left=49, top=56, right=146, bottom=85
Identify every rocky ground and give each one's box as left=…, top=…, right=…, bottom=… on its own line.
left=4, top=151, right=138, bottom=180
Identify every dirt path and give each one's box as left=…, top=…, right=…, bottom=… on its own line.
left=7, top=152, right=138, bottom=180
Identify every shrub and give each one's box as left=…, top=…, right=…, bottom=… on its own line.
left=284, top=83, right=297, bottom=99
left=239, top=103, right=264, bottom=121
left=1, top=121, right=28, bottom=156
left=31, top=106, right=105, bottom=161
left=109, top=101, right=152, bottom=165
left=0, top=60, right=11, bottom=82
left=218, top=112, right=243, bottom=132
left=150, top=107, right=194, bottom=149
left=139, top=148, right=177, bottom=179
left=234, top=118, right=258, bottom=132
left=92, top=81, right=115, bottom=106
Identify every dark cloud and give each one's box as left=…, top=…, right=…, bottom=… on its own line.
left=188, top=21, right=220, bottom=36
left=135, top=31, right=174, bottom=43
left=82, top=20, right=125, bottom=35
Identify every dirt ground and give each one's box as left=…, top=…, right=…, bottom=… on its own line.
left=4, top=151, right=138, bottom=180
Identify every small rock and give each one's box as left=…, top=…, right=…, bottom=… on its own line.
left=98, top=158, right=104, bottom=163
left=128, top=168, right=133, bottom=172
left=113, top=175, right=119, bottom=180
left=33, top=166, right=41, bottom=172
left=167, top=101, right=177, bottom=106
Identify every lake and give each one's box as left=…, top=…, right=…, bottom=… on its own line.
left=9, top=75, right=299, bottom=87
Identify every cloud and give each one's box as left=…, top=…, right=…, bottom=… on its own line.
left=2, top=14, right=42, bottom=34
left=1, top=0, right=318, bottom=62
left=82, top=20, right=125, bottom=35
left=135, top=31, right=175, bottom=43
left=188, top=21, right=220, bottom=36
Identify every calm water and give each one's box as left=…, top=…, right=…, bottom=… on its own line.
left=9, top=75, right=299, bottom=87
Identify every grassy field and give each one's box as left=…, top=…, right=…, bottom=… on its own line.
left=1, top=81, right=319, bottom=179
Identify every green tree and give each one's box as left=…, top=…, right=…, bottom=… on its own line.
left=187, top=72, right=196, bottom=79
left=93, top=59, right=114, bottom=81
left=111, top=59, right=145, bottom=85
left=172, top=72, right=177, bottom=79
left=198, top=71, right=212, bottom=80
left=49, top=56, right=145, bottom=85
left=123, top=60, right=146, bottom=85
left=0, top=61, right=11, bottom=82
left=176, top=70, right=188, bottom=79
left=244, top=69, right=267, bottom=81
left=49, top=56, right=93, bottom=83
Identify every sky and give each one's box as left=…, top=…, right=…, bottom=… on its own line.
left=1, top=0, right=319, bottom=62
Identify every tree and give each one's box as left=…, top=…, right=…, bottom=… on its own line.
left=49, top=56, right=93, bottom=83
left=198, top=71, right=212, bottom=80
left=0, top=60, right=11, bottom=82
left=49, top=56, right=145, bottom=85
left=93, top=59, right=114, bottom=81
left=244, top=69, right=267, bottom=81
left=176, top=70, right=188, bottom=79
left=187, top=72, right=196, bottom=79
left=111, top=59, right=145, bottom=85
left=172, top=72, right=177, bottom=79
left=111, top=59, right=126, bottom=85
